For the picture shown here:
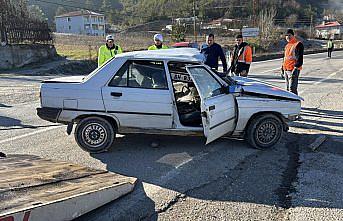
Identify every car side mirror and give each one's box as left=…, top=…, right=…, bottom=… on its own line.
left=222, top=85, right=237, bottom=94
left=221, top=86, right=230, bottom=94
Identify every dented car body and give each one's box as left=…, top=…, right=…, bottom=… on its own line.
left=37, top=48, right=302, bottom=153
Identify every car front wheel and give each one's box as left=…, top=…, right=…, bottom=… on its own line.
left=246, top=114, right=283, bottom=149
left=75, top=116, right=115, bottom=153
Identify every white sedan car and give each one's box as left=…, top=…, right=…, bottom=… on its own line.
left=37, top=48, right=302, bottom=153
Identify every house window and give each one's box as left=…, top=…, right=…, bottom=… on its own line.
left=92, top=24, right=98, bottom=30
left=98, top=25, right=104, bottom=30
left=67, top=17, right=71, bottom=22
left=68, top=26, right=71, bottom=30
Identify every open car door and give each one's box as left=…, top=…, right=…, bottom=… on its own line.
left=186, top=65, right=237, bottom=144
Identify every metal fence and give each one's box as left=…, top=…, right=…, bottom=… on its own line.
left=0, top=0, right=52, bottom=44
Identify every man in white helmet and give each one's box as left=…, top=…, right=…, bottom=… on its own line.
left=148, top=34, right=169, bottom=50
left=98, top=34, right=123, bottom=67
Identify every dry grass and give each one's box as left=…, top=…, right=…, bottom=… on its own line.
left=55, top=44, right=98, bottom=60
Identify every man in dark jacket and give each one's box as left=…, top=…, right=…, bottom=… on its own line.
left=230, top=34, right=253, bottom=77
left=201, top=34, right=228, bottom=72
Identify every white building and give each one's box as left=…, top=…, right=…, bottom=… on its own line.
left=315, top=21, right=343, bottom=40
left=55, top=10, right=105, bottom=36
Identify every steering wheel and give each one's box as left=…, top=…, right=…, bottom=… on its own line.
left=181, top=85, right=190, bottom=95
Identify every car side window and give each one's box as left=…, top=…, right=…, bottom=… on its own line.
left=109, top=61, right=129, bottom=86
left=109, top=60, right=168, bottom=89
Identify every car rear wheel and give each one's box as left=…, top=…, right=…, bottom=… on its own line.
left=245, top=114, right=283, bottom=149
left=75, top=116, right=115, bottom=153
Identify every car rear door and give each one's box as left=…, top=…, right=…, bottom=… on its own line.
left=186, top=65, right=236, bottom=144
left=102, top=60, right=173, bottom=129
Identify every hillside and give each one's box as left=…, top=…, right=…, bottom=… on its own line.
left=26, top=0, right=341, bottom=28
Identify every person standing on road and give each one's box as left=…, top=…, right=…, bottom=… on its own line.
left=148, top=34, right=169, bottom=50
left=327, top=39, right=334, bottom=58
left=230, top=34, right=252, bottom=77
left=98, top=35, right=123, bottom=67
left=201, top=33, right=228, bottom=73
left=282, top=29, right=304, bottom=95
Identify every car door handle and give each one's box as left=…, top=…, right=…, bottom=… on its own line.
left=111, top=92, right=122, bottom=97
left=209, top=105, right=216, bottom=111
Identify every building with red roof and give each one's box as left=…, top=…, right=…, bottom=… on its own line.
left=315, top=21, right=342, bottom=39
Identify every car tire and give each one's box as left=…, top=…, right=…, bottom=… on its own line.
left=245, top=114, right=283, bottom=149
left=75, top=116, right=115, bottom=153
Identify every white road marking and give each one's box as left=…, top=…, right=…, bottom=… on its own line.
left=252, top=53, right=331, bottom=75
left=0, top=125, right=64, bottom=145
left=299, top=67, right=343, bottom=94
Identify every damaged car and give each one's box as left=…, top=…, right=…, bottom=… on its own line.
left=37, top=48, right=302, bottom=153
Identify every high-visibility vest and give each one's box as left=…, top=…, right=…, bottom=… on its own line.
left=283, top=39, right=302, bottom=71
left=98, top=44, right=123, bottom=67
left=327, top=41, right=333, bottom=49
left=148, top=44, right=169, bottom=50
left=237, top=45, right=252, bottom=64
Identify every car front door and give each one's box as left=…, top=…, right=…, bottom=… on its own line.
left=102, top=60, right=173, bottom=129
left=186, top=65, right=237, bottom=144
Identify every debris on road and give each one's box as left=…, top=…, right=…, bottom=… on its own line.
left=309, top=135, right=327, bottom=151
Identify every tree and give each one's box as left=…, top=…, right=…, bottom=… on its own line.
left=258, top=7, right=277, bottom=50
left=28, top=5, right=47, bottom=22
left=286, top=14, right=298, bottom=27
left=172, top=23, right=186, bottom=42
left=55, top=6, right=67, bottom=16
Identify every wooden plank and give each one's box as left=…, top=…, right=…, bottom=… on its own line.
left=0, top=155, right=105, bottom=193
left=0, top=155, right=137, bottom=221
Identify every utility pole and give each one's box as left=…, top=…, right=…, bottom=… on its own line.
left=193, top=0, right=197, bottom=43
left=309, top=5, right=313, bottom=39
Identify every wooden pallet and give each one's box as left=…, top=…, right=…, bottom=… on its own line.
left=0, top=154, right=137, bottom=221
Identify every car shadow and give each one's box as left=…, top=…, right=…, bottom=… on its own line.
left=80, top=127, right=342, bottom=221
left=0, top=103, right=12, bottom=108
left=0, top=115, right=55, bottom=130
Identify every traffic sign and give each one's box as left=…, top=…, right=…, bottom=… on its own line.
left=242, top=28, right=259, bottom=37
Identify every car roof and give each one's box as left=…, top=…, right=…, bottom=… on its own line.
left=115, top=48, right=205, bottom=63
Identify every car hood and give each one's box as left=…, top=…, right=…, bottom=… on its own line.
left=232, top=76, right=304, bottom=101
left=43, top=76, right=85, bottom=83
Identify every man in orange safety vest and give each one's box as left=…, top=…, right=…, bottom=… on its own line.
left=230, top=34, right=253, bottom=77
left=282, top=29, right=304, bottom=95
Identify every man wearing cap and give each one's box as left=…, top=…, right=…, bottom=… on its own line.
left=148, top=34, right=169, bottom=50
left=282, top=29, right=304, bottom=95
left=201, top=34, right=228, bottom=73
left=98, top=35, right=123, bottom=67
left=230, top=34, right=252, bottom=77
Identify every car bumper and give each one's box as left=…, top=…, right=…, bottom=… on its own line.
left=286, top=114, right=301, bottom=121
left=37, top=107, right=62, bottom=123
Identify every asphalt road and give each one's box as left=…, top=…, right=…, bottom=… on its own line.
left=0, top=51, right=342, bottom=221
